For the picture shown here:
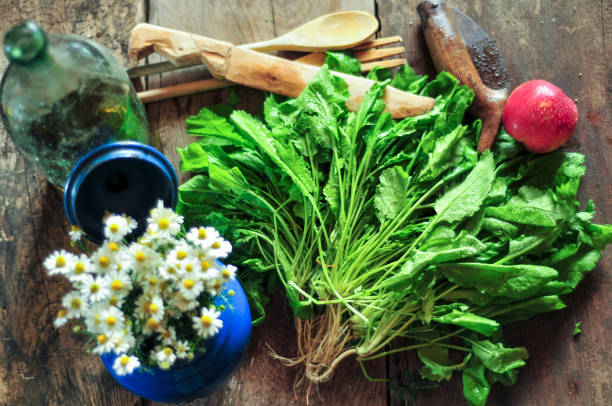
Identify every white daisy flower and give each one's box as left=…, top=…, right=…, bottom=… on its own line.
left=145, top=296, right=165, bottom=321
left=141, top=273, right=163, bottom=296
left=106, top=294, right=125, bottom=308
left=171, top=292, right=199, bottom=312
left=178, top=276, right=204, bottom=300
left=113, top=354, right=140, bottom=376
left=66, top=254, right=93, bottom=284
left=158, top=263, right=182, bottom=281
left=134, top=294, right=153, bottom=319
left=62, top=291, right=88, bottom=319
left=44, top=250, right=77, bottom=276
left=91, top=242, right=122, bottom=274
left=205, top=278, right=225, bottom=297
left=99, top=306, right=125, bottom=335
left=208, top=238, right=232, bottom=259
left=142, top=316, right=163, bottom=335
left=186, top=226, right=218, bottom=248
left=84, top=302, right=109, bottom=333
left=155, top=347, right=176, bottom=367
left=175, top=340, right=190, bottom=359
left=166, top=242, right=193, bottom=268
left=158, top=327, right=176, bottom=346
left=68, top=225, right=84, bottom=242
left=79, top=274, right=111, bottom=303
left=124, top=242, right=160, bottom=274
left=110, top=329, right=135, bottom=354
left=147, top=200, right=183, bottom=238
left=107, top=270, right=132, bottom=299
left=54, top=307, right=69, bottom=328
left=92, top=332, right=115, bottom=354
left=192, top=307, right=223, bottom=338
left=104, top=214, right=131, bottom=242
left=219, top=264, right=237, bottom=282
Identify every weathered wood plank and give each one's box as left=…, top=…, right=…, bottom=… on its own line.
left=0, top=1, right=146, bottom=405
left=378, top=1, right=612, bottom=405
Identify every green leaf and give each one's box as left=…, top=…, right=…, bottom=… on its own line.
left=417, top=345, right=470, bottom=382
left=434, top=310, right=499, bottom=337
left=573, top=321, right=582, bottom=336
left=178, top=142, right=209, bottom=173
left=438, top=262, right=558, bottom=301
left=375, top=166, right=411, bottom=223
left=492, top=295, right=566, bottom=324
left=230, top=110, right=316, bottom=197
left=324, top=50, right=362, bottom=76
left=434, top=150, right=495, bottom=225
left=186, top=108, right=251, bottom=147
left=462, top=356, right=491, bottom=406
left=390, top=64, right=428, bottom=94
left=470, top=339, right=528, bottom=374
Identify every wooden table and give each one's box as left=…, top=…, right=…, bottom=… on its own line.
left=1, top=1, right=610, bottom=405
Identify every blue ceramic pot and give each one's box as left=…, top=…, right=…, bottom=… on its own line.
left=101, top=277, right=252, bottom=403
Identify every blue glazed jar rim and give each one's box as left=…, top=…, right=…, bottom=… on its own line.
left=64, top=141, right=178, bottom=242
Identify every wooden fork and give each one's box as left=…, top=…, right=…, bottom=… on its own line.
left=134, top=36, right=407, bottom=104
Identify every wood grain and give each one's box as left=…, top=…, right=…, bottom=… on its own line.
left=0, top=0, right=610, bottom=405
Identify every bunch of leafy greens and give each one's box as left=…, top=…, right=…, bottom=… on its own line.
left=176, top=53, right=612, bottom=406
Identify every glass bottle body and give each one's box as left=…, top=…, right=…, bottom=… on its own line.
left=1, top=23, right=151, bottom=187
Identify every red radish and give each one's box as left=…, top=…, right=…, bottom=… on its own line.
left=502, top=80, right=578, bottom=153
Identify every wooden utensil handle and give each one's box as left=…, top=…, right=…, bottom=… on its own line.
left=417, top=1, right=507, bottom=152
left=224, top=47, right=434, bottom=118
left=129, top=23, right=232, bottom=78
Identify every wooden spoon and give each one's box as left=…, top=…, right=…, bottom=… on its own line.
left=241, top=10, right=379, bottom=52
left=128, top=11, right=379, bottom=77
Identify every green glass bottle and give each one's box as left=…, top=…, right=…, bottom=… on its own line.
left=0, top=21, right=152, bottom=187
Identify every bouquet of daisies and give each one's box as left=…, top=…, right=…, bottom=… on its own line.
left=45, top=200, right=237, bottom=375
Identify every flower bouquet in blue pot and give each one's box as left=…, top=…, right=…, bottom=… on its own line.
left=44, top=201, right=252, bottom=403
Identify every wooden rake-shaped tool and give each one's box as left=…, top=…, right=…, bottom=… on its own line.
left=128, top=24, right=434, bottom=118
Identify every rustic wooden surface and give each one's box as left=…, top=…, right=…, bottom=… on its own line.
left=0, top=1, right=610, bottom=405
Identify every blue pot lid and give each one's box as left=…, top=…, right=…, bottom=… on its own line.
left=64, top=142, right=178, bottom=243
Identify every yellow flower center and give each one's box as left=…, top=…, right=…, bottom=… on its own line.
left=149, top=303, right=159, bottom=313
left=55, top=256, right=66, bottom=268
left=135, top=252, right=146, bottom=262
left=57, top=308, right=67, bottom=318
left=163, top=347, right=173, bottom=356
left=214, top=280, right=221, bottom=289
left=198, top=228, right=207, bottom=239
left=228, top=289, right=235, bottom=297
left=158, top=218, right=170, bottom=230
left=120, top=355, right=130, bottom=366
left=146, top=318, right=160, bottom=331
left=111, top=280, right=123, bottom=291
left=144, top=302, right=152, bottom=312
left=200, top=315, right=213, bottom=327
left=187, top=353, right=194, bottom=360
left=90, top=284, right=100, bottom=294
left=97, top=334, right=108, bottom=345
left=183, top=279, right=195, bottom=290
left=75, top=262, right=86, bottom=274
left=94, top=314, right=100, bottom=324
left=71, top=298, right=82, bottom=309
left=109, top=296, right=119, bottom=306
left=221, top=269, right=231, bottom=279
left=149, top=277, right=158, bottom=286
left=177, top=250, right=187, bottom=260
left=185, top=263, right=194, bottom=272
left=200, top=260, right=210, bottom=271
left=162, top=330, right=171, bottom=338
left=212, top=241, right=221, bottom=249
left=105, top=316, right=117, bottom=327
left=98, top=256, right=110, bottom=267
left=109, top=224, right=119, bottom=233
left=109, top=242, right=120, bottom=252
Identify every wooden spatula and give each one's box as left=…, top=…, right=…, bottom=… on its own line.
left=129, top=24, right=435, bottom=118
left=417, top=1, right=509, bottom=152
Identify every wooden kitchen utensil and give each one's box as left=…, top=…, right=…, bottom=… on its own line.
left=129, top=24, right=435, bottom=118
left=128, top=11, right=380, bottom=78
left=418, top=1, right=509, bottom=152
left=135, top=36, right=406, bottom=104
